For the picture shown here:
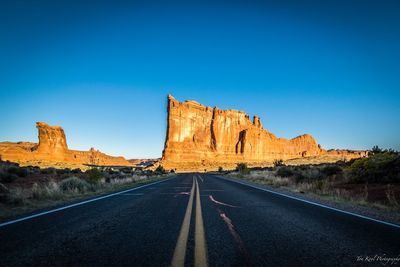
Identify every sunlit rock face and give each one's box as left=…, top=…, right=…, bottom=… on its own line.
left=161, top=95, right=366, bottom=171
left=35, top=122, right=69, bottom=157
left=0, top=122, right=131, bottom=168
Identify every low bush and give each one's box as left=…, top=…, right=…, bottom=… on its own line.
left=0, top=183, right=9, bottom=202
left=85, top=168, right=103, bottom=184
left=236, top=163, right=250, bottom=175
left=59, top=177, right=90, bottom=193
left=345, top=153, right=400, bottom=183
left=0, top=172, right=18, bottom=183
left=56, top=168, right=71, bottom=175
left=321, top=165, right=343, bottom=176
left=31, top=182, right=62, bottom=200
left=7, top=167, right=28, bottom=177
left=5, top=188, right=26, bottom=205
left=40, top=167, right=56, bottom=175
left=218, top=166, right=224, bottom=172
left=71, top=168, right=81, bottom=174
left=276, top=166, right=294, bottom=177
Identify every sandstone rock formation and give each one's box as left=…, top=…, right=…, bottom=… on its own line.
left=0, top=122, right=131, bottom=169
left=161, top=95, right=367, bottom=171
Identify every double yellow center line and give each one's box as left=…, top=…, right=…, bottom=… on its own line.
left=171, top=175, right=208, bottom=267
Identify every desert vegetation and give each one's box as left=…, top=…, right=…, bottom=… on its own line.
left=0, top=161, right=171, bottom=219
left=231, top=147, right=400, bottom=211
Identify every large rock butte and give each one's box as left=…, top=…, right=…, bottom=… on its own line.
left=0, top=122, right=131, bottom=168
left=161, top=95, right=367, bottom=171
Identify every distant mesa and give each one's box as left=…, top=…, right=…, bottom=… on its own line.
left=160, top=95, right=368, bottom=171
left=0, top=122, right=131, bottom=169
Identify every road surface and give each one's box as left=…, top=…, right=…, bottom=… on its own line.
left=1, top=173, right=399, bottom=266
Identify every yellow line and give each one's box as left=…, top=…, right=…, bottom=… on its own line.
left=195, top=175, right=208, bottom=267
left=171, top=177, right=195, bottom=267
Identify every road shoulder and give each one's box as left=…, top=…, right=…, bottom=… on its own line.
left=217, top=174, right=400, bottom=226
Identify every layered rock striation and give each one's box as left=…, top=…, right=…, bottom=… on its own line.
left=0, top=122, right=131, bottom=168
left=161, top=95, right=367, bottom=171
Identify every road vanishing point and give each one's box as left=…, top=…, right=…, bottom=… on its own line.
left=1, top=174, right=399, bottom=266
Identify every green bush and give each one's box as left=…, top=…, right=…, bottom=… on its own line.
left=236, top=163, right=249, bottom=175
left=72, top=168, right=81, bottom=174
left=59, top=177, right=90, bottom=193
left=293, top=171, right=307, bottom=183
left=85, top=168, right=103, bottom=184
left=321, top=165, right=343, bottom=176
left=40, top=167, right=56, bottom=175
left=0, top=172, right=18, bottom=183
left=56, top=168, right=71, bottom=175
left=7, top=167, right=28, bottom=177
left=345, top=153, right=400, bottom=183
left=276, top=166, right=294, bottom=177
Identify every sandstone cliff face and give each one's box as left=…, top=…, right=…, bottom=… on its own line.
left=0, top=122, right=131, bottom=168
left=161, top=95, right=366, bottom=171
left=35, top=122, right=69, bottom=157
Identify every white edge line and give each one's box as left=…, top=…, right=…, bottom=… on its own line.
left=0, top=176, right=176, bottom=228
left=215, top=175, right=400, bottom=229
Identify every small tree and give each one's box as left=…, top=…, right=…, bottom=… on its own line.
left=218, top=166, right=224, bottom=172
left=372, top=145, right=382, bottom=154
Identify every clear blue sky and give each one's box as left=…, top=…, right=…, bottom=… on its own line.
left=0, top=0, right=399, bottom=158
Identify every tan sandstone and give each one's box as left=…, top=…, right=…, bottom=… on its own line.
left=0, top=122, right=131, bottom=169
left=161, top=95, right=367, bottom=171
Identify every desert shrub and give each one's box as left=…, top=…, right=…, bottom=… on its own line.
left=345, top=153, right=400, bottom=183
left=236, top=163, right=250, bottom=175
left=170, top=169, right=175, bottom=173
left=41, top=167, right=56, bottom=175
left=59, top=177, right=90, bottom=193
left=276, top=166, right=294, bottom=177
left=85, top=168, right=103, bottom=184
left=31, top=182, right=63, bottom=200
left=0, top=183, right=9, bottom=202
left=385, top=185, right=399, bottom=208
left=0, top=172, right=18, bottom=183
left=155, top=165, right=167, bottom=174
left=7, top=166, right=28, bottom=177
left=71, top=168, right=81, bottom=174
left=56, top=168, right=71, bottom=175
left=293, top=171, right=307, bottom=183
left=321, top=165, right=343, bottom=176
left=273, top=159, right=285, bottom=167
left=292, top=165, right=325, bottom=184
left=301, top=168, right=324, bottom=180
left=218, top=166, right=224, bottom=172
left=310, top=179, right=330, bottom=193
left=5, top=188, right=26, bottom=205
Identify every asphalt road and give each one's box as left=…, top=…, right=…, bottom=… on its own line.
left=1, top=173, right=399, bottom=266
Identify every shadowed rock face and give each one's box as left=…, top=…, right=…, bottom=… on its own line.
left=161, top=95, right=367, bottom=171
left=0, top=122, right=131, bottom=168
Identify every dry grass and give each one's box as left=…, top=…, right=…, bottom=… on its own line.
left=0, top=173, right=173, bottom=220
left=229, top=168, right=399, bottom=212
